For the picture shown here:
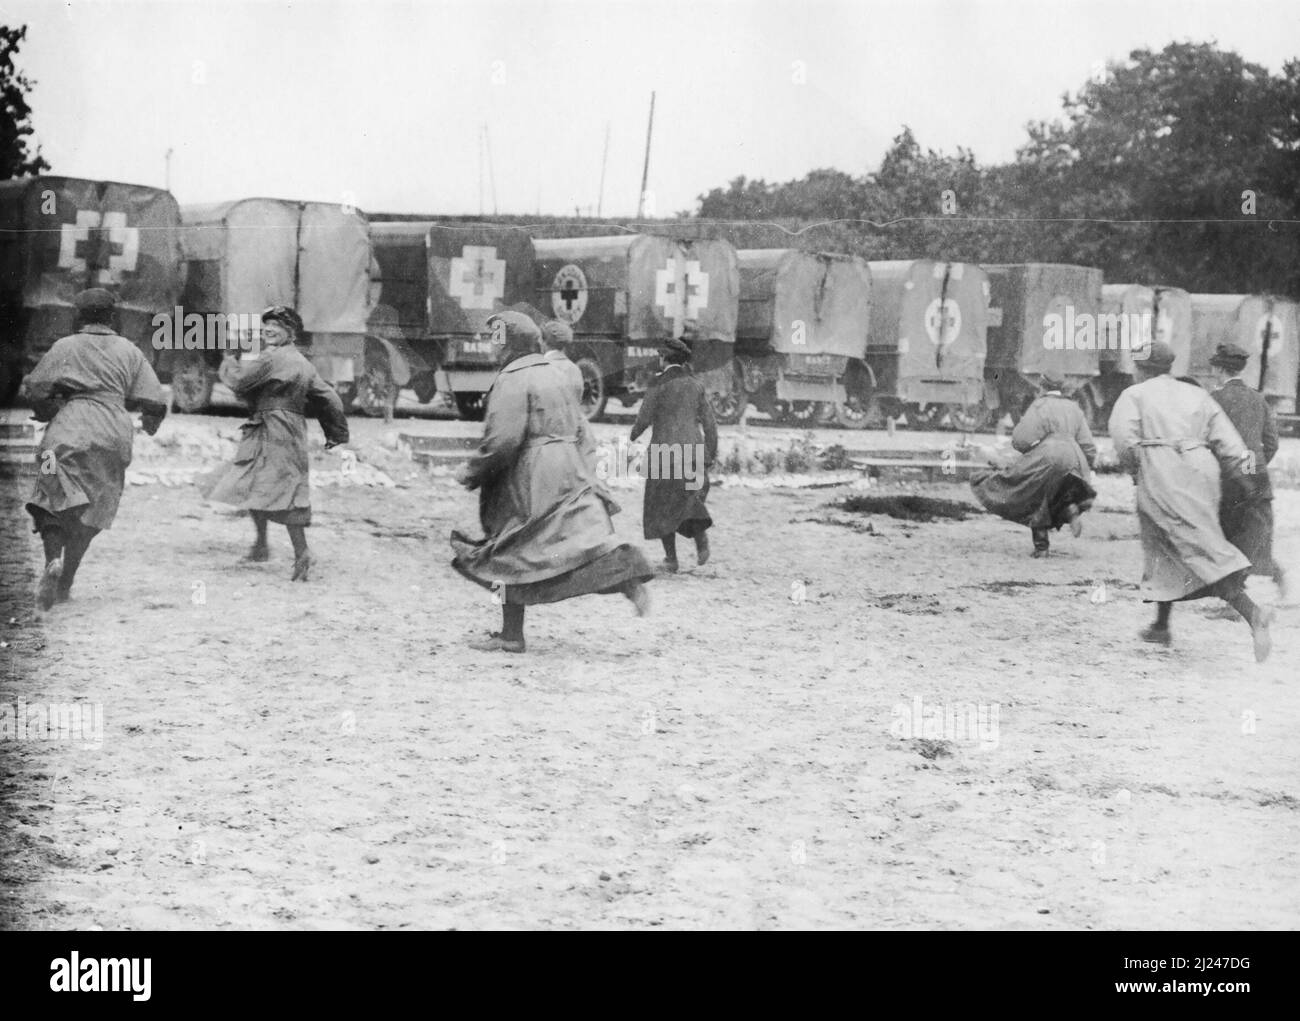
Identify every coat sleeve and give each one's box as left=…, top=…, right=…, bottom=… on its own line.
left=1262, top=401, right=1279, bottom=464
left=126, top=352, right=169, bottom=436
left=226, top=353, right=275, bottom=398
left=1107, top=389, right=1141, bottom=477
left=22, top=340, right=71, bottom=420
left=697, top=381, right=718, bottom=466
left=630, top=384, right=655, bottom=442
left=1205, top=396, right=1249, bottom=467
left=1010, top=402, right=1046, bottom=452
left=305, top=370, right=350, bottom=447
left=1073, top=407, right=1098, bottom=468
left=463, top=373, right=528, bottom=490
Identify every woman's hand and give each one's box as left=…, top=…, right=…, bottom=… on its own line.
left=454, top=462, right=475, bottom=488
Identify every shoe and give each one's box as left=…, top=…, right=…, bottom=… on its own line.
left=1031, top=548, right=1049, bottom=559
left=661, top=558, right=679, bottom=575
left=1277, top=572, right=1294, bottom=606
left=37, top=556, right=63, bottom=611
left=695, top=533, right=711, bottom=566
left=468, top=632, right=526, bottom=653
left=55, top=587, right=73, bottom=604
left=1066, top=503, right=1083, bottom=538
left=245, top=543, right=270, bottom=562
left=626, top=582, right=651, bottom=617
left=291, top=552, right=312, bottom=582
left=1250, top=606, right=1274, bottom=664
left=1139, top=625, right=1172, bottom=647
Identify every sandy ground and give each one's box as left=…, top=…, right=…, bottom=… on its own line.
left=2, top=409, right=1298, bottom=931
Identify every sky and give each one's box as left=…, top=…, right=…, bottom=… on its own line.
left=5, top=0, right=1299, bottom=217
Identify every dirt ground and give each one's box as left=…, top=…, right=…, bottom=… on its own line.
left=2, top=410, right=1298, bottom=930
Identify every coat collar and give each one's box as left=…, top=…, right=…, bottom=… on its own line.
left=657, top=363, right=690, bottom=380
left=80, top=324, right=115, bottom=336
left=500, top=352, right=548, bottom=374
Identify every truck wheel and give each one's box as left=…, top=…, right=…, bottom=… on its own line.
left=903, top=403, right=945, bottom=430
left=171, top=353, right=214, bottom=413
left=454, top=393, right=486, bottom=421
left=833, top=398, right=872, bottom=430
left=575, top=356, right=607, bottom=422
left=947, top=402, right=991, bottom=432
left=707, top=389, right=744, bottom=425
left=355, top=353, right=396, bottom=420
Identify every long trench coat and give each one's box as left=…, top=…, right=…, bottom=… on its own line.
left=197, top=345, right=348, bottom=524
left=970, top=394, right=1097, bottom=529
left=1211, top=378, right=1279, bottom=575
left=450, top=352, right=628, bottom=587
left=1108, top=374, right=1251, bottom=601
left=630, top=364, right=719, bottom=539
left=25, top=325, right=167, bottom=531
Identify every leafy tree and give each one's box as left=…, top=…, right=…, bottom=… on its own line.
left=1, top=24, right=49, bottom=180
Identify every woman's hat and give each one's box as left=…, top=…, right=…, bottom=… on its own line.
left=74, top=288, right=117, bottom=310
left=660, top=336, right=692, bottom=359
left=1040, top=370, right=1066, bottom=391
left=1209, top=342, right=1250, bottom=372
left=1137, top=340, right=1176, bottom=370
left=542, top=320, right=574, bottom=347
left=487, top=310, right=542, bottom=353
left=261, top=305, right=305, bottom=339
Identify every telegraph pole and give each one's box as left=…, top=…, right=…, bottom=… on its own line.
left=636, top=92, right=655, bottom=219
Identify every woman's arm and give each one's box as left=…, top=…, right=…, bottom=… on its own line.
left=305, top=370, right=350, bottom=448
left=698, top=382, right=718, bottom=466
left=630, top=385, right=655, bottom=442
left=462, top=373, right=529, bottom=489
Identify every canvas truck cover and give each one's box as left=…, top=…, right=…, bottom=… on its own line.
left=1100, top=284, right=1192, bottom=376
left=736, top=249, right=870, bottom=358
left=0, top=176, right=184, bottom=358
left=1189, top=294, right=1299, bottom=409
left=983, top=263, right=1102, bottom=381
left=368, top=222, right=432, bottom=340
left=867, top=260, right=988, bottom=403
left=421, top=224, right=537, bottom=335
left=534, top=235, right=739, bottom=345
left=181, top=199, right=370, bottom=336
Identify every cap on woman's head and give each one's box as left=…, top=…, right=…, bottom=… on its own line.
left=1137, top=340, right=1176, bottom=372
left=74, top=288, right=117, bottom=311
left=541, top=320, right=574, bottom=348
left=487, top=310, right=542, bottom=354
left=261, top=305, right=305, bottom=340
left=660, top=336, right=693, bottom=364
left=1209, top=342, right=1250, bottom=373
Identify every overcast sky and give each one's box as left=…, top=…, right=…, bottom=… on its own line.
left=6, top=0, right=1298, bottom=217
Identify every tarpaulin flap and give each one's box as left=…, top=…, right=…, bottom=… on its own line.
left=868, top=260, right=987, bottom=385
left=535, top=234, right=739, bottom=343
left=1100, top=284, right=1192, bottom=376
left=182, top=198, right=371, bottom=336
left=738, top=249, right=870, bottom=357
left=984, top=263, right=1101, bottom=379
left=0, top=176, right=183, bottom=316
left=424, top=224, right=536, bottom=336
left=1190, top=294, right=1299, bottom=401
left=369, top=222, right=431, bottom=338
left=298, top=202, right=370, bottom=335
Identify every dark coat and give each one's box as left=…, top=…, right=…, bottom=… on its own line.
left=198, top=345, right=348, bottom=517
left=630, top=364, right=718, bottom=539
left=1212, top=377, right=1279, bottom=573
left=25, top=325, right=168, bottom=530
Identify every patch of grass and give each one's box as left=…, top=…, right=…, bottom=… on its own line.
left=838, top=494, right=979, bottom=522
left=820, top=443, right=855, bottom=471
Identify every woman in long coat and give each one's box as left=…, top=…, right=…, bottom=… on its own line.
left=198, top=306, right=349, bottom=580
left=25, top=288, right=168, bottom=609
left=629, top=338, right=718, bottom=573
left=1108, top=341, right=1272, bottom=661
left=970, top=373, right=1097, bottom=557
left=451, top=311, right=653, bottom=653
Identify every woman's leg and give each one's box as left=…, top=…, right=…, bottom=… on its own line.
left=35, top=522, right=65, bottom=611
left=694, top=526, right=710, bottom=565
left=247, top=511, right=270, bottom=560
left=502, top=603, right=526, bottom=643
left=661, top=535, right=678, bottom=573
left=1140, top=601, right=1173, bottom=645
left=57, top=524, right=99, bottom=600
left=288, top=524, right=311, bottom=581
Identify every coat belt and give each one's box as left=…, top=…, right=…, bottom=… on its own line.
left=255, top=396, right=305, bottom=414
left=1137, top=438, right=1207, bottom=452
left=522, top=434, right=579, bottom=448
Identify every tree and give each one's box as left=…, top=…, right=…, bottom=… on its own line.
left=1, top=24, right=49, bottom=180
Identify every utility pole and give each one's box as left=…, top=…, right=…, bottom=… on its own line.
left=636, top=92, right=655, bottom=219
left=484, top=124, right=498, bottom=216
left=165, top=148, right=174, bottom=192
left=597, top=121, right=611, bottom=219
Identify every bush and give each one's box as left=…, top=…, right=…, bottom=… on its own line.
left=820, top=444, right=854, bottom=471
